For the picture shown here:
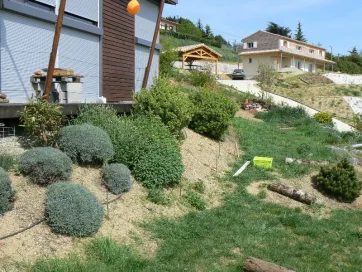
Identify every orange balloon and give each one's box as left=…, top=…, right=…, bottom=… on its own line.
left=127, top=0, right=140, bottom=15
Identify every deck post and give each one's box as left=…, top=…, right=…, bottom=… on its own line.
left=142, top=0, right=165, bottom=89
left=44, top=0, right=67, bottom=101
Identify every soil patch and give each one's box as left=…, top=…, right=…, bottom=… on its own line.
left=0, top=128, right=237, bottom=270
left=235, top=109, right=263, bottom=123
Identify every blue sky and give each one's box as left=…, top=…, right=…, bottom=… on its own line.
left=163, top=0, right=362, bottom=56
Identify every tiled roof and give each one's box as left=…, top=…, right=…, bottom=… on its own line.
left=177, top=44, right=223, bottom=57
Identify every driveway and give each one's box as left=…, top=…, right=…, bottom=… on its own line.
left=218, top=80, right=354, bottom=132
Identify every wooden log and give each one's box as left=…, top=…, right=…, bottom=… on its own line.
left=243, top=256, right=296, bottom=272
left=0, top=93, right=6, bottom=99
left=268, top=182, right=323, bottom=205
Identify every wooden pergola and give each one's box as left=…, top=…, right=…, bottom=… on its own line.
left=177, top=44, right=223, bottom=74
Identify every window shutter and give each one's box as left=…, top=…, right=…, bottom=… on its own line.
left=287, top=42, right=290, bottom=48
left=253, top=42, right=257, bottom=48
left=280, top=40, right=284, bottom=47
left=243, top=43, right=247, bottom=49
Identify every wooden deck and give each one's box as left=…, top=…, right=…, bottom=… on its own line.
left=0, top=102, right=133, bottom=119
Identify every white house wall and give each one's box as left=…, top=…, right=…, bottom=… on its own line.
left=0, top=10, right=100, bottom=103
left=135, top=44, right=159, bottom=92
left=0, top=10, right=54, bottom=102
left=243, top=55, right=274, bottom=77
left=58, top=27, right=100, bottom=102
left=134, top=0, right=160, bottom=92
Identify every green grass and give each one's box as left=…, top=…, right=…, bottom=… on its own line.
left=160, top=35, right=239, bottom=63
left=30, top=110, right=362, bottom=272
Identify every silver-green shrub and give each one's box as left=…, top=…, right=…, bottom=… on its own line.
left=0, top=167, right=15, bottom=214
left=45, top=182, right=104, bottom=237
left=19, top=147, right=73, bottom=185
left=102, top=163, right=132, bottom=194
left=59, top=124, right=114, bottom=164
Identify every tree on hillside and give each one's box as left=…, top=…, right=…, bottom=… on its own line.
left=177, top=18, right=203, bottom=38
left=294, top=21, right=307, bottom=42
left=266, top=22, right=292, bottom=37
left=165, top=16, right=178, bottom=23
left=196, top=19, right=205, bottom=35
left=204, top=24, right=214, bottom=39
left=215, top=35, right=228, bottom=46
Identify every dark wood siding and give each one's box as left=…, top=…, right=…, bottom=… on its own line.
left=103, top=0, right=134, bottom=102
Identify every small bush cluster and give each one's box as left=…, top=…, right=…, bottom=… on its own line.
left=46, top=182, right=104, bottom=237
left=189, top=71, right=216, bottom=88
left=74, top=106, right=184, bottom=189
left=184, top=190, right=207, bottom=210
left=0, top=167, right=15, bottom=214
left=0, top=154, right=17, bottom=171
left=315, top=158, right=362, bottom=203
left=19, top=98, right=66, bottom=146
left=134, top=142, right=184, bottom=188
left=133, top=77, right=194, bottom=137
left=147, top=187, right=171, bottom=205
left=102, top=164, right=132, bottom=195
left=314, top=112, right=333, bottom=125
left=19, top=147, right=73, bottom=185
left=255, top=106, right=310, bottom=125
left=189, top=88, right=238, bottom=140
left=59, top=124, right=114, bottom=164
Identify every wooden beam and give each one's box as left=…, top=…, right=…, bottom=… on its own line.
left=215, top=59, right=218, bottom=75
left=44, top=0, right=67, bottom=101
left=183, top=54, right=218, bottom=61
left=182, top=55, right=185, bottom=70
left=142, top=0, right=165, bottom=89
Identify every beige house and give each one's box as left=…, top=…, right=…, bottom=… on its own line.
left=160, top=18, right=180, bottom=32
left=240, top=30, right=335, bottom=77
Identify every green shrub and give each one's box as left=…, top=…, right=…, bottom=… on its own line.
left=193, top=181, right=206, bottom=194
left=19, top=147, right=72, bottom=185
left=0, top=167, right=15, bottom=214
left=189, top=88, right=238, bottom=140
left=134, top=142, right=184, bottom=189
left=74, top=105, right=178, bottom=170
left=147, top=187, right=171, bottom=205
left=314, top=112, right=333, bottom=125
left=59, top=124, right=114, bottom=164
left=46, top=182, right=104, bottom=237
left=102, top=164, right=132, bottom=195
left=189, top=71, right=216, bottom=88
left=133, top=77, right=194, bottom=137
left=0, top=154, right=17, bottom=171
left=184, top=190, right=206, bottom=210
left=353, top=113, right=362, bottom=132
left=315, top=158, right=362, bottom=202
left=19, top=98, right=66, bottom=146
left=255, top=106, right=310, bottom=124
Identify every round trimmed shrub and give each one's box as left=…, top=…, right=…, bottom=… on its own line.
left=133, top=77, right=194, bottom=138
left=19, top=147, right=73, bottom=185
left=314, top=112, right=333, bottom=125
left=46, top=182, right=104, bottom=237
left=134, top=142, right=184, bottom=188
left=102, top=163, right=132, bottom=194
left=59, top=124, right=114, bottom=164
left=315, top=158, right=362, bottom=203
left=0, top=167, right=15, bottom=214
left=189, top=88, right=238, bottom=140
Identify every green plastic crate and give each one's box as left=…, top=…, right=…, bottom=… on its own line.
left=253, top=157, right=273, bottom=169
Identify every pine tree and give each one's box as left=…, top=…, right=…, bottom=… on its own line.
left=266, top=22, right=292, bottom=37
left=196, top=19, right=204, bottom=35
left=294, top=21, right=307, bottom=42
left=204, top=24, right=213, bottom=39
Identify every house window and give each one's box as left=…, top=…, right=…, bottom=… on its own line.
left=248, top=43, right=254, bottom=48
left=319, top=50, right=323, bottom=56
left=296, top=45, right=302, bottom=51
left=309, top=49, right=315, bottom=54
left=249, top=58, right=252, bottom=63
left=283, top=41, right=288, bottom=47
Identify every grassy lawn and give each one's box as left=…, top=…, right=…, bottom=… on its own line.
left=160, top=35, right=239, bottom=63
left=30, top=111, right=362, bottom=272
